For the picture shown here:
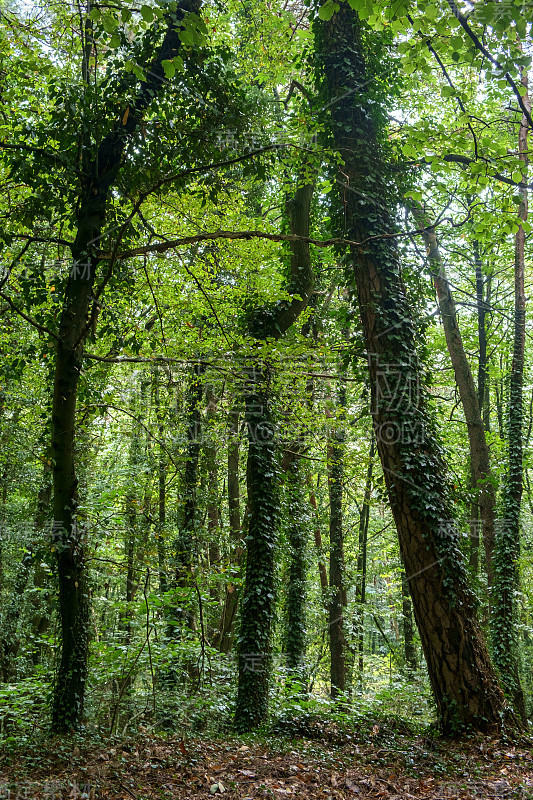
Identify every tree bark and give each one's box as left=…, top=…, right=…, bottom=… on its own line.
left=317, top=3, right=515, bottom=733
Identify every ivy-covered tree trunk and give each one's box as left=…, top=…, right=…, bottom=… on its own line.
left=317, top=3, right=515, bottom=733
left=234, top=178, right=314, bottom=731
left=234, top=366, right=278, bottom=731
left=50, top=0, right=201, bottom=731
left=492, top=69, right=529, bottom=726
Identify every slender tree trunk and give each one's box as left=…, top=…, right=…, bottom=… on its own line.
left=307, top=474, right=329, bottom=597
left=215, top=404, right=242, bottom=652
left=317, top=3, right=515, bottom=733
left=327, top=383, right=346, bottom=698
left=355, top=436, right=374, bottom=683
left=173, top=364, right=204, bottom=634
left=282, top=448, right=308, bottom=684
left=206, top=386, right=221, bottom=620
left=154, top=369, right=168, bottom=597
left=492, top=67, right=529, bottom=726
left=410, top=203, right=495, bottom=590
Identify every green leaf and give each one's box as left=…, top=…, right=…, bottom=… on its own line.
left=179, top=26, right=195, bottom=45
left=102, top=13, right=119, bottom=33
left=141, top=4, right=154, bottom=22
left=318, top=1, right=337, bottom=20
left=162, top=59, right=176, bottom=79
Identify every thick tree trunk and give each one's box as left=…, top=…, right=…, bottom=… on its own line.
left=234, top=368, right=278, bottom=731
left=49, top=0, right=200, bottom=731
left=492, top=69, right=529, bottom=725
left=317, top=4, right=514, bottom=733
left=235, top=177, right=314, bottom=731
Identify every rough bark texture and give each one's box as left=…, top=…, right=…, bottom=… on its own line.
left=317, top=4, right=514, bottom=734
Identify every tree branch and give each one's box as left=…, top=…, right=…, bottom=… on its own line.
left=446, top=0, right=533, bottom=130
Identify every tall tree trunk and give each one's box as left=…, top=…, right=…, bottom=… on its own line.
left=235, top=176, right=314, bottom=732
left=215, top=403, right=242, bottom=652
left=355, top=436, right=374, bottom=684
left=173, top=363, right=204, bottom=634
left=327, top=382, right=346, bottom=698
left=154, top=368, right=168, bottom=597
left=307, top=474, right=329, bottom=597
left=282, top=448, right=308, bottom=684
left=317, top=3, right=515, bottom=733
left=492, top=67, right=529, bottom=726
left=474, top=239, right=491, bottom=433
left=234, top=366, right=278, bottom=731
left=49, top=0, right=200, bottom=732
left=206, top=385, right=221, bottom=620
left=410, top=203, right=495, bottom=590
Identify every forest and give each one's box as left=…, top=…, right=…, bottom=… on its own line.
left=1, top=0, right=533, bottom=796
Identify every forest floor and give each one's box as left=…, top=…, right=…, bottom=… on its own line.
left=1, top=716, right=533, bottom=800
